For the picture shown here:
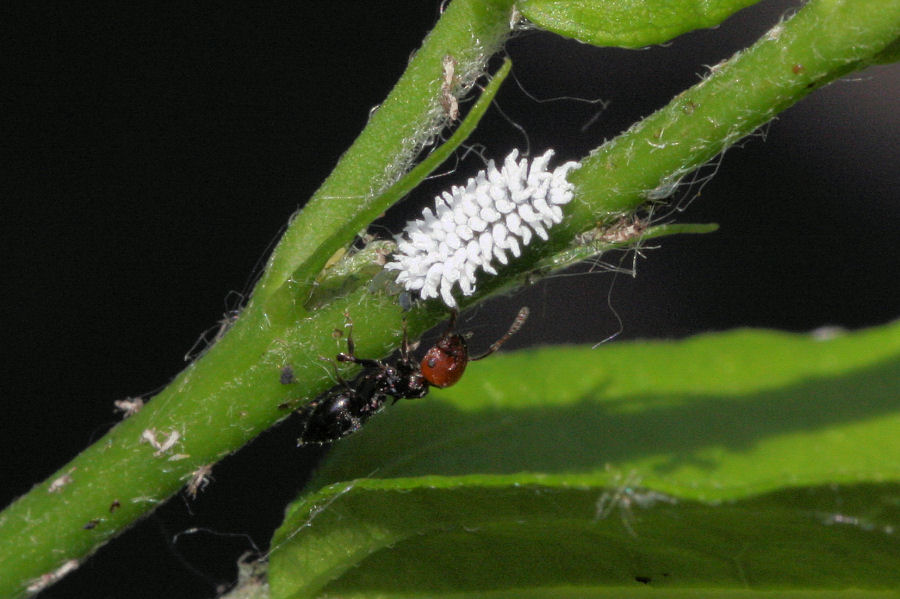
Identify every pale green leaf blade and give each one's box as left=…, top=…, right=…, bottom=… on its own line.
left=517, top=0, right=763, bottom=48
left=270, top=481, right=900, bottom=598
left=269, top=322, right=900, bottom=598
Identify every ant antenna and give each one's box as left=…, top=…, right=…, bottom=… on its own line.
left=445, top=309, right=459, bottom=334
left=470, top=307, right=529, bottom=361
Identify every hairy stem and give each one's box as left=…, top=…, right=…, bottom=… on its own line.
left=1, top=0, right=896, bottom=596
left=0, top=1, right=515, bottom=596
left=253, top=0, right=517, bottom=311
left=564, top=0, right=900, bottom=230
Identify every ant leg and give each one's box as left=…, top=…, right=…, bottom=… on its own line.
left=341, top=312, right=356, bottom=359
left=470, top=306, right=529, bottom=361
left=399, top=319, right=422, bottom=358
left=319, top=356, right=352, bottom=390
left=334, top=313, right=383, bottom=369
left=445, top=308, right=458, bottom=335
left=337, top=352, right=382, bottom=369
left=400, top=319, right=410, bottom=360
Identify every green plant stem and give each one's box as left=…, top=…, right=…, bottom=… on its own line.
left=562, top=0, right=900, bottom=231
left=0, top=0, right=896, bottom=595
left=0, top=1, right=516, bottom=596
left=253, top=0, right=516, bottom=311
left=460, top=0, right=900, bottom=303
left=275, top=59, right=512, bottom=315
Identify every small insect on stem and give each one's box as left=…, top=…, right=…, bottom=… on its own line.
left=440, top=54, right=459, bottom=121
left=185, top=464, right=214, bottom=499
left=297, top=307, right=529, bottom=445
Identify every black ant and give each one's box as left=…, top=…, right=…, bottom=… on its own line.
left=298, top=307, right=529, bottom=445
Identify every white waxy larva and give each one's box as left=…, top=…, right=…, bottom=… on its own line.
left=385, top=149, right=581, bottom=308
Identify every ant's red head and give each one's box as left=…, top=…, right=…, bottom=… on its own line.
left=420, top=331, right=468, bottom=388
left=419, top=307, right=529, bottom=389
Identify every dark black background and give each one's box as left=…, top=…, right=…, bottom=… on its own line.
left=4, top=1, right=898, bottom=597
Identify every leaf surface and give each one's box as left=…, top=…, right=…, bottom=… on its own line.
left=517, top=0, right=763, bottom=48
left=269, top=322, right=900, bottom=598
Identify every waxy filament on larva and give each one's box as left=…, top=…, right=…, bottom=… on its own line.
left=386, top=149, right=581, bottom=307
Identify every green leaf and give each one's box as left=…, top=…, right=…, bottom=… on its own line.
left=269, top=322, right=900, bottom=598
left=517, top=0, right=763, bottom=48
left=289, top=59, right=513, bottom=313
left=871, top=35, right=900, bottom=64
left=251, top=0, right=516, bottom=309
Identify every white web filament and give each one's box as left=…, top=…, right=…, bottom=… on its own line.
left=385, top=149, right=581, bottom=307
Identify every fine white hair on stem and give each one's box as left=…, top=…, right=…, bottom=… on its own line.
left=385, top=149, right=581, bottom=307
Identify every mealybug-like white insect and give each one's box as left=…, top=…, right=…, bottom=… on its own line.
left=385, top=149, right=581, bottom=307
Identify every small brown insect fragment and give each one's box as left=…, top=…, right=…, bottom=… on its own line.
left=440, top=54, right=460, bottom=120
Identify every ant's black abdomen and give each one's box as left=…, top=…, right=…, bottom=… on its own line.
left=298, top=389, right=374, bottom=445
